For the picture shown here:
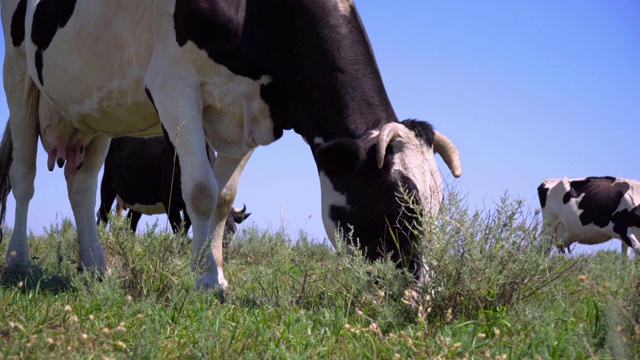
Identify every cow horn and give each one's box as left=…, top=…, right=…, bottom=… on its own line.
left=433, top=131, right=462, bottom=178
left=376, top=123, right=400, bottom=169
left=232, top=204, right=247, bottom=214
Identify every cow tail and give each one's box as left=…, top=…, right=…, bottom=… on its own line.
left=0, top=121, right=13, bottom=242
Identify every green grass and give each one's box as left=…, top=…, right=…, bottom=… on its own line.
left=1, top=192, right=638, bottom=359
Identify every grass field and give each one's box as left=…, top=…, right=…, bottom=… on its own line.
left=1, top=192, right=639, bottom=359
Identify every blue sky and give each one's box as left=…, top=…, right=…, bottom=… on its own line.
left=1, top=1, right=639, bottom=255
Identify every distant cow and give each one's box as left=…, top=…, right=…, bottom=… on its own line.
left=98, top=136, right=250, bottom=246
left=537, top=176, right=640, bottom=259
left=115, top=197, right=250, bottom=248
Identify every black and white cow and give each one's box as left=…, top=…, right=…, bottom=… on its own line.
left=537, top=176, right=640, bottom=259
left=98, top=135, right=190, bottom=234
left=97, top=135, right=250, bottom=245
left=111, top=197, right=251, bottom=248
left=0, top=0, right=462, bottom=293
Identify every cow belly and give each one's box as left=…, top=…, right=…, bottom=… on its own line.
left=24, top=0, right=158, bottom=136
left=128, top=202, right=166, bottom=216
left=72, top=106, right=162, bottom=137
left=566, top=224, right=614, bottom=245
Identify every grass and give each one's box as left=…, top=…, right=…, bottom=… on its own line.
left=0, top=192, right=639, bottom=359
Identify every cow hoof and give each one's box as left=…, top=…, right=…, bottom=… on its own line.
left=2, top=262, right=30, bottom=275
left=218, top=277, right=229, bottom=292
left=5, top=251, right=30, bottom=269
left=76, top=264, right=110, bottom=281
left=196, top=276, right=227, bottom=301
left=1, top=264, right=31, bottom=287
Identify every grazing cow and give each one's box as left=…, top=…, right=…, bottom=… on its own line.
left=97, top=135, right=197, bottom=234
left=537, top=176, right=640, bottom=259
left=112, top=197, right=250, bottom=248
left=97, top=135, right=250, bottom=243
left=220, top=205, right=251, bottom=248
left=0, top=0, right=461, bottom=294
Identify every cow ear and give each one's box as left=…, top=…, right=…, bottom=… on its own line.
left=314, top=138, right=363, bottom=178
left=235, top=212, right=251, bottom=223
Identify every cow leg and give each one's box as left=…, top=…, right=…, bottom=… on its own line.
left=128, top=210, right=142, bottom=233
left=4, top=84, right=39, bottom=269
left=553, top=222, right=571, bottom=256
left=621, top=242, right=632, bottom=259
left=161, top=160, right=185, bottom=234
left=176, top=131, right=219, bottom=291
left=148, top=94, right=221, bottom=292
left=626, top=232, right=640, bottom=261
left=97, top=163, right=116, bottom=226
left=210, top=150, right=254, bottom=287
left=167, top=205, right=184, bottom=234
left=541, top=222, right=560, bottom=255
left=183, top=211, right=192, bottom=234
left=64, top=135, right=111, bottom=274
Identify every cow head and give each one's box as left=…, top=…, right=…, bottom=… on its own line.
left=223, top=205, right=251, bottom=246
left=313, top=119, right=461, bottom=279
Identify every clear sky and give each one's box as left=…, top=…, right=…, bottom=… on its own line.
left=1, top=1, right=639, bottom=255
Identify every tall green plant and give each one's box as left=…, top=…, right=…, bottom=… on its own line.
left=406, top=190, right=584, bottom=325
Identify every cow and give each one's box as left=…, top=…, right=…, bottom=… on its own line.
left=97, top=135, right=190, bottom=234
left=112, top=197, right=250, bottom=248
left=97, top=134, right=250, bottom=244
left=0, top=0, right=462, bottom=295
left=537, top=176, right=640, bottom=259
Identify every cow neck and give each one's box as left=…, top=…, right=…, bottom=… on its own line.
left=248, top=1, right=398, bottom=144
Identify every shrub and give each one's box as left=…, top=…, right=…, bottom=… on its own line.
left=99, top=214, right=193, bottom=302
left=411, top=190, right=585, bottom=326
